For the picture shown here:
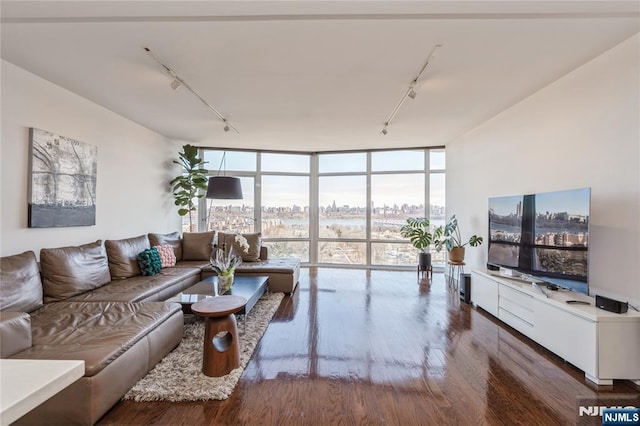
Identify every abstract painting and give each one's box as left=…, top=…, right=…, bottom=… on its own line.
left=28, top=128, right=97, bottom=227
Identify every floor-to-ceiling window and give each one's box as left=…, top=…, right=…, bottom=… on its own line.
left=195, top=148, right=445, bottom=268
left=260, top=153, right=310, bottom=262
left=200, top=150, right=257, bottom=234
left=369, top=150, right=426, bottom=266
left=317, top=152, right=367, bottom=265
left=428, top=149, right=446, bottom=265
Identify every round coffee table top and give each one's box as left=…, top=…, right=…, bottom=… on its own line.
left=191, top=295, right=248, bottom=318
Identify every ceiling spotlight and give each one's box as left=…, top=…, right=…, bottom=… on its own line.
left=381, top=126, right=388, bottom=135
left=170, top=78, right=182, bottom=91
left=408, top=89, right=417, bottom=99
left=223, top=124, right=230, bottom=132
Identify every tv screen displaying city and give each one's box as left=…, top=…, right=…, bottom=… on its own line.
left=488, top=188, right=590, bottom=294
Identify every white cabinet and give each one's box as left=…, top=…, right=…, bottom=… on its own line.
left=470, top=272, right=499, bottom=317
left=534, top=300, right=597, bottom=376
left=498, top=285, right=535, bottom=339
left=471, top=269, right=640, bottom=385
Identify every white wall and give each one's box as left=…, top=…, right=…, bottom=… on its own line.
left=446, top=34, right=640, bottom=305
left=1, top=60, right=181, bottom=257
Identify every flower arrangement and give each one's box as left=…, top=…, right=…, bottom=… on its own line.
left=209, top=246, right=243, bottom=277
left=234, top=234, right=250, bottom=254
left=209, top=234, right=250, bottom=277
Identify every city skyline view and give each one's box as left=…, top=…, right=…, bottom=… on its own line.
left=194, top=148, right=446, bottom=267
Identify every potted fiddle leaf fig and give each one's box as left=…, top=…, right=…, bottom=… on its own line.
left=170, top=144, right=208, bottom=231
left=434, top=215, right=483, bottom=262
left=400, top=217, right=441, bottom=272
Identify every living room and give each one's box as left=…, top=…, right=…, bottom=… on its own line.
left=1, top=1, right=639, bottom=425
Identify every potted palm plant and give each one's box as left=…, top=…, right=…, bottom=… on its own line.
left=434, top=215, right=483, bottom=262
left=400, top=217, right=441, bottom=272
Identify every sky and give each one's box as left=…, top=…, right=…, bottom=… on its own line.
left=489, top=188, right=590, bottom=216
left=205, top=149, right=446, bottom=208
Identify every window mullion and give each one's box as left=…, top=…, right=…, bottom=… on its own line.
left=310, top=154, right=319, bottom=265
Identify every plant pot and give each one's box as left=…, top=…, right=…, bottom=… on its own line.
left=218, top=274, right=234, bottom=294
left=448, top=247, right=465, bottom=263
left=418, top=252, right=431, bottom=268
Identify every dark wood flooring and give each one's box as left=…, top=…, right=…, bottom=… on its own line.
left=98, top=268, right=639, bottom=425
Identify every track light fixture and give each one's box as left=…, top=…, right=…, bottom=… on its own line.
left=144, top=47, right=238, bottom=134
left=380, top=44, right=442, bottom=135
left=170, top=78, right=182, bottom=91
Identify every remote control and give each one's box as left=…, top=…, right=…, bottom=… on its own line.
left=566, top=300, right=590, bottom=305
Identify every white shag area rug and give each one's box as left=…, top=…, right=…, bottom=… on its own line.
left=123, top=292, right=284, bottom=402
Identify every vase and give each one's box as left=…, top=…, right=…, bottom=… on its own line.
left=448, top=247, right=465, bottom=263
left=218, top=274, right=234, bottom=294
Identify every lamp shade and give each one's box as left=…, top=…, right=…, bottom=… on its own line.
left=206, top=176, right=243, bottom=199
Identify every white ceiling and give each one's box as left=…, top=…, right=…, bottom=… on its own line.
left=1, top=1, right=638, bottom=152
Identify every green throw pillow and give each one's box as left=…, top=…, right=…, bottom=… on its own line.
left=137, top=247, right=162, bottom=276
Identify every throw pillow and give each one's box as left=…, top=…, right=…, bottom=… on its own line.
left=137, top=248, right=162, bottom=276
left=154, top=245, right=177, bottom=268
left=105, top=235, right=151, bottom=279
left=148, top=232, right=183, bottom=261
left=218, top=232, right=262, bottom=262
left=182, top=232, right=215, bottom=260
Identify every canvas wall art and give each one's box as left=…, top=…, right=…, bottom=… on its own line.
left=28, top=128, right=97, bottom=227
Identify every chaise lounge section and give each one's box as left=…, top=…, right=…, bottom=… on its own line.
left=160, top=231, right=301, bottom=294
left=0, top=249, right=185, bottom=425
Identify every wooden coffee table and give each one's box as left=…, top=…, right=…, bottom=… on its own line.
left=191, top=295, right=247, bottom=377
left=167, top=275, right=268, bottom=315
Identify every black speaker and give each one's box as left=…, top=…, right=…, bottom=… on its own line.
left=460, top=273, right=471, bottom=304
left=595, top=295, right=628, bottom=314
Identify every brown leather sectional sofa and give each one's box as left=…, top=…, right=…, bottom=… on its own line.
left=0, top=231, right=300, bottom=425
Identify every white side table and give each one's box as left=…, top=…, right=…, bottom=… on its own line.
left=1, top=359, right=84, bottom=426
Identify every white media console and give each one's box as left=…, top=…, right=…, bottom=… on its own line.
left=471, top=269, right=640, bottom=385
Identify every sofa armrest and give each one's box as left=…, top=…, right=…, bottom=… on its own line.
left=0, top=311, right=32, bottom=358
left=260, top=246, right=269, bottom=260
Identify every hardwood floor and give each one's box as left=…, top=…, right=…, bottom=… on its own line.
left=98, top=268, right=639, bottom=425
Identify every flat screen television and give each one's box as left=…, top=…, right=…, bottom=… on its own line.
left=487, top=187, right=590, bottom=295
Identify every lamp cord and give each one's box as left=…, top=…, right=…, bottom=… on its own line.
left=207, top=151, right=228, bottom=229
left=217, top=151, right=226, bottom=176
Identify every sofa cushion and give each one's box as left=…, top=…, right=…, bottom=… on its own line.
left=0, top=251, right=43, bottom=313
left=137, top=248, right=162, bottom=276
left=218, top=232, right=262, bottom=262
left=66, top=267, right=201, bottom=303
left=12, top=301, right=182, bottom=377
left=105, top=235, right=150, bottom=279
left=148, top=232, right=182, bottom=261
left=0, top=312, right=32, bottom=358
left=40, top=241, right=112, bottom=303
left=155, top=245, right=177, bottom=268
left=182, top=232, right=214, bottom=260
left=234, top=257, right=301, bottom=293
